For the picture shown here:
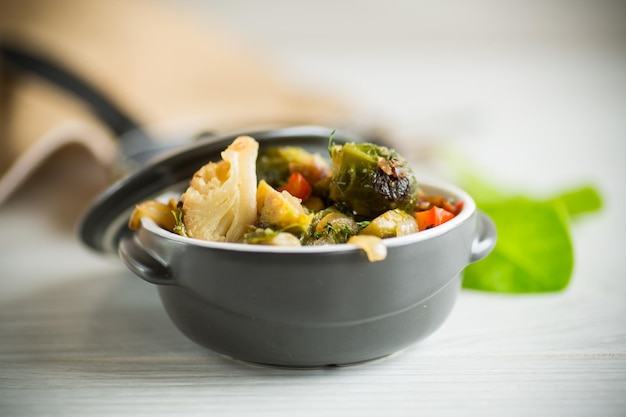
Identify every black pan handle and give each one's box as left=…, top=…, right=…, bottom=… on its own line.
left=0, top=41, right=154, bottom=160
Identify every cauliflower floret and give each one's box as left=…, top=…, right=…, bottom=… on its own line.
left=180, top=136, right=258, bottom=242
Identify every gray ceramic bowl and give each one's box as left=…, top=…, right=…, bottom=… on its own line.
left=81, top=126, right=496, bottom=367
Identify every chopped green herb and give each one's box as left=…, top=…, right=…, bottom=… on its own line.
left=357, top=220, right=372, bottom=230
left=327, top=129, right=336, bottom=154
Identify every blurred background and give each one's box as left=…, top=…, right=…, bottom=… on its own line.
left=1, top=0, right=624, bottom=231
left=174, top=0, right=626, bottom=189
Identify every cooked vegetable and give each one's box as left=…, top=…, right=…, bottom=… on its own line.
left=257, top=146, right=331, bottom=189
left=302, top=195, right=325, bottom=212
left=130, top=134, right=463, bottom=263
left=415, top=206, right=456, bottom=231
left=171, top=203, right=187, bottom=237
left=307, top=209, right=359, bottom=245
left=242, top=227, right=302, bottom=246
left=361, top=209, right=418, bottom=238
left=179, top=136, right=258, bottom=242
left=328, top=142, right=419, bottom=218
left=347, top=235, right=387, bottom=262
left=416, top=194, right=460, bottom=214
left=278, top=172, right=313, bottom=201
left=256, top=180, right=313, bottom=235
left=129, top=199, right=178, bottom=231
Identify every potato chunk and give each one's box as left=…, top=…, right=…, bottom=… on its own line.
left=256, top=180, right=313, bottom=231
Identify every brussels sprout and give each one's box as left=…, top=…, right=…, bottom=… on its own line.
left=328, top=142, right=419, bottom=218
left=360, top=209, right=418, bottom=238
left=305, top=208, right=359, bottom=245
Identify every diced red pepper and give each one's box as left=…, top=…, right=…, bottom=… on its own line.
left=278, top=172, right=313, bottom=201
left=415, top=206, right=456, bottom=231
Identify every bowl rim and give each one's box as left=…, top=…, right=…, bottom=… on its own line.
left=79, top=126, right=370, bottom=253
left=140, top=175, right=476, bottom=254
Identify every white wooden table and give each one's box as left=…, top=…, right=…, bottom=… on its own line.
left=2, top=1, right=625, bottom=415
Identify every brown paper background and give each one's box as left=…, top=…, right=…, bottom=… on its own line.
left=0, top=0, right=352, bottom=204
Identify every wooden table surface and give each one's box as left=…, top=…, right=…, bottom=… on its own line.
left=2, top=1, right=625, bottom=416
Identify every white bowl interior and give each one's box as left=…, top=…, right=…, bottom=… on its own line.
left=141, top=177, right=476, bottom=254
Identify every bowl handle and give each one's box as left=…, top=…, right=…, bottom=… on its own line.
left=118, top=235, right=174, bottom=286
left=469, top=211, right=497, bottom=263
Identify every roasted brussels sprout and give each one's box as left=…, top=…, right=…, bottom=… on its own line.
left=328, top=142, right=419, bottom=218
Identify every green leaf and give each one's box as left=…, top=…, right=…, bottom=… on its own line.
left=438, top=146, right=603, bottom=293
left=553, top=185, right=603, bottom=219
left=463, top=197, right=574, bottom=293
